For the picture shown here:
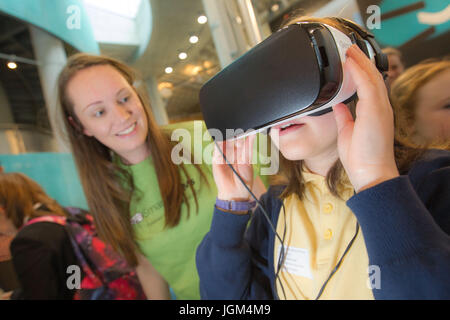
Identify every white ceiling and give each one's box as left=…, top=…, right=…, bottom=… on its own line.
left=131, top=0, right=221, bottom=121
left=126, top=0, right=334, bottom=121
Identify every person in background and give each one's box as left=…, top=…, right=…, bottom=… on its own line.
left=0, top=198, right=19, bottom=298
left=382, top=47, right=405, bottom=90
left=0, top=172, right=81, bottom=299
left=56, top=53, right=267, bottom=300
left=1, top=172, right=148, bottom=299
left=390, top=57, right=450, bottom=148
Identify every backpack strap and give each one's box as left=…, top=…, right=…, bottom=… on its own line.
left=23, top=215, right=67, bottom=227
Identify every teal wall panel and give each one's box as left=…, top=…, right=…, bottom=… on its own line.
left=0, top=153, right=88, bottom=210
left=0, top=0, right=99, bottom=53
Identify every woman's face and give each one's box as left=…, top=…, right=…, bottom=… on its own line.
left=386, top=54, right=404, bottom=86
left=269, top=111, right=339, bottom=171
left=413, top=69, right=450, bottom=145
left=67, top=65, right=150, bottom=164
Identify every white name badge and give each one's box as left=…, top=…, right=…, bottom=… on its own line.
left=277, top=245, right=313, bottom=279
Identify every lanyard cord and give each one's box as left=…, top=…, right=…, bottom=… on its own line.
left=315, top=220, right=360, bottom=300
left=275, top=202, right=288, bottom=300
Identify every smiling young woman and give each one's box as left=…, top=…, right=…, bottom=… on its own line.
left=56, top=54, right=236, bottom=299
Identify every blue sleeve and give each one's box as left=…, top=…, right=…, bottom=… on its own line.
left=347, top=167, right=450, bottom=299
left=196, top=197, right=275, bottom=300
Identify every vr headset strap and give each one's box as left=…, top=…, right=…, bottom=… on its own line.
left=332, top=17, right=388, bottom=73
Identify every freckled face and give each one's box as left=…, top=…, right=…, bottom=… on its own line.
left=67, top=65, right=149, bottom=164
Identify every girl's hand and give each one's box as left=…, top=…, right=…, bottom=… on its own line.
left=212, top=135, right=256, bottom=201
left=333, top=44, right=399, bottom=192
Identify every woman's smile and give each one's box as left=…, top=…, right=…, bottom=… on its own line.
left=116, top=122, right=137, bottom=137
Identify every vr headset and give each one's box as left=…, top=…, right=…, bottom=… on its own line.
left=199, top=18, right=388, bottom=141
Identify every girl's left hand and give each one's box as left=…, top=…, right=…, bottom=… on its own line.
left=333, top=44, right=399, bottom=193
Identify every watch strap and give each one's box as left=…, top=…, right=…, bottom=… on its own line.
left=215, top=198, right=257, bottom=211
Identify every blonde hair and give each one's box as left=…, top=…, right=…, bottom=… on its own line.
left=382, top=47, right=402, bottom=59
left=390, top=57, right=450, bottom=148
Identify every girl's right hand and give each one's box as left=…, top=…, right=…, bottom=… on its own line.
left=212, top=135, right=256, bottom=201
left=333, top=44, right=399, bottom=192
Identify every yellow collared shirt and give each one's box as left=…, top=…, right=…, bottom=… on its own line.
left=274, top=171, right=375, bottom=300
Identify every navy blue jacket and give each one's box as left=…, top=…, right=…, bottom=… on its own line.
left=196, top=149, right=450, bottom=299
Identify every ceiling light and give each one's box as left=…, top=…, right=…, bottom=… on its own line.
left=203, top=60, right=212, bottom=68
left=197, top=15, right=208, bottom=24
left=178, top=52, right=187, bottom=60
left=189, top=35, right=199, bottom=44
left=271, top=3, right=280, bottom=12
left=158, top=82, right=173, bottom=90
left=184, top=64, right=202, bottom=76
left=7, top=61, right=17, bottom=69
left=165, top=67, right=173, bottom=74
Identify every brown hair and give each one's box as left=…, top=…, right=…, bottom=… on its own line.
left=0, top=173, right=66, bottom=229
left=390, top=57, right=450, bottom=148
left=382, top=47, right=402, bottom=60
left=57, top=53, right=206, bottom=267
left=272, top=15, right=424, bottom=201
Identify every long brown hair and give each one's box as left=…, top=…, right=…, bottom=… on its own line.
left=57, top=53, right=206, bottom=267
left=272, top=15, right=424, bottom=201
left=0, top=173, right=66, bottom=229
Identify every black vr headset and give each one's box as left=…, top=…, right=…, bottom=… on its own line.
left=199, top=18, right=388, bottom=141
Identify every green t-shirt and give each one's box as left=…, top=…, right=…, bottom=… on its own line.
left=125, top=120, right=270, bottom=299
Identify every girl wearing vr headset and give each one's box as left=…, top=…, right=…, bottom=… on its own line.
left=56, top=54, right=267, bottom=299
left=197, top=16, right=450, bottom=299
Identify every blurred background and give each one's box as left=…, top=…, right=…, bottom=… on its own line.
left=0, top=0, right=449, bottom=207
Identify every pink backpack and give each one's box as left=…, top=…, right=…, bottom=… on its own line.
left=25, top=207, right=146, bottom=300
